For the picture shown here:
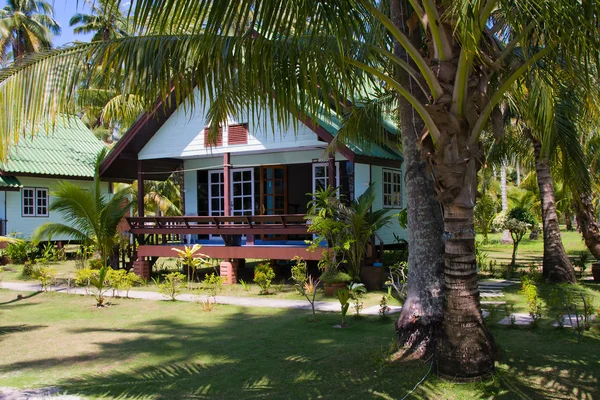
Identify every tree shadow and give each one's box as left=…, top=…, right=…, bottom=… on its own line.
left=0, top=291, right=42, bottom=305
left=0, top=324, right=46, bottom=338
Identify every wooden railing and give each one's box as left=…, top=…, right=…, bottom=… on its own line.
left=126, top=214, right=310, bottom=236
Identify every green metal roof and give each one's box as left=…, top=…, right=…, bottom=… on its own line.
left=313, top=108, right=403, bottom=162
left=1, top=117, right=106, bottom=178
left=0, top=175, right=22, bottom=188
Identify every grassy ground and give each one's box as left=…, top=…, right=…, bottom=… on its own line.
left=479, top=228, right=591, bottom=266
left=0, top=289, right=598, bottom=399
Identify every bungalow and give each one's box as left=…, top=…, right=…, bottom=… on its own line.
left=100, top=89, right=406, bottom=281
left=0, top=117, right=110, bottom=240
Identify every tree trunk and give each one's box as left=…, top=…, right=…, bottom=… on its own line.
left=575, top=193, right=600, bottom=260
left=500, top=161, right=512, bottom=244
left=391, top=0, right=445, bottom=359
left=531, top=135, right=576, bottom=283
left=435, top=203, right=495, bottom=381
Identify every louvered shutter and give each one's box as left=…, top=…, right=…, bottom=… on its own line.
left=204, top=126, right=223, bottom=147
left=227, top=123, right=249, bottom=145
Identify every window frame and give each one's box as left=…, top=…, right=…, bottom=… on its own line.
left=21, top=187, right=49, bottom=217
left=382, top=169, right=402, bottom=209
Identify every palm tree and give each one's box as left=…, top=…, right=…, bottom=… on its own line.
left=69, top=0, right=130, bottom=42
left=0, top=0, right=60, bottom=63
left=33, top=149, right=130, bottom=268
left=125, top=178, right=182, bottom=217
left=2, top=0, right=600, bottom=382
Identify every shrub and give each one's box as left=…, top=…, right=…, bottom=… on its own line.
left=88, top=258, right=103, bottom=270
left=520, top=277, right=542, bottom=327
left=254, top=263, right=276, bottom=294
left=348, top=282, right=367, bottom=317
left=319, top=269, right=352, bottom=284
left=90, top=266, right=112, bottom=307
left=21, top=261, right=37, bottom=278
left=4, top=240, right=38, bottom=264
left=336, top=288, right=351, bottom=326
left=107, top=269, right=142, bottom=298
left=157, top=272, right=186, bottom=301
left=202, top=272, right=224, bottom=299
left=378, top=295, right=391, bottom=321
left=75, top=267, right=96, bottom=294
left=291, top=256, right=308, bottom=295
left=34, top=266, right=57, bottom=292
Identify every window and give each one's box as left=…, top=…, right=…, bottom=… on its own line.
left=22, top=187, right=48, bottom=217
left=227, top=123, right=249, bottom=145
left=382, top=169, right=402, bottom=208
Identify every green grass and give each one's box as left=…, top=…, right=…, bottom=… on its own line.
left=1, top=289, right=599, bottom=399
left=479, top=227, right=591, bottom=266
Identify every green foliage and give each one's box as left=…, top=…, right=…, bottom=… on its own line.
left=88, top=258, right=103, bottom=270
left=378, top=295, right=391, bottom=321
left=172, top=244, right=210, bottom=289
left=508, top=207, right=538, bottom=226
left=387, top=261, right=408, bottom=300
left=107, top=269, right=142, bottom=298
left=475, top=240, right=490, bottom=272
left=547, top=284, right=596, bottom=335
left=290, top=256, right=308, bottom=295
left=34, top=266, right=57, bottom=292
left=75, top=267, right=96, bottom=294
left=157, top=272, right=186, bottom=301
left=239, top=279, right=250, bottom=292
left=573, top=251, right=591, bottom=278
left=520, top=277, right=543, bottom=327
left=348, top=282, right=367, bottom=317
left=202, top=273, right=224, bottom=298
left=396, top=208, right=408, bottom=229
left=21, top=261, right=37, bottom=278
left=4, top=240, right=38, bottom=264
left=90, top=266, right=111, bottom=307
left=40, top=243, right=65, bottom=262
left=336, top=288, right=351, bottom=326
left=474, top=194, right=498, bottom=242
left=494, top=208, right=538, bottom=272
left=253, top=263, right=275, bottom=295
left=319, top=269, right=352, bottom=284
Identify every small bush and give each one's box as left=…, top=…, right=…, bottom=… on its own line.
left=22, top=261, right=37, bottom=278
left=319, top=269, right=353, bottom=284
left=291, top=256, right=308, bottom=295
left=157, top=272, right=186, bottom=301
left=88, top=258, right=103, bottom=270
left=75, top=267, right=96, bottom=294
left=254, top=263, right=276, bottom=294
left=202, top=273, right=224, bottom=298
left=5, top=240, right=38, bottom=264
left=34, top=266, right=57, bottom=291
left=521, top=277, right=542, bottom=327
left=108, top=269, right=142, bottom=298
left=348, top=282, right=367, bottom=317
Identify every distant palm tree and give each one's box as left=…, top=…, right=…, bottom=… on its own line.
left=33, top=149, right=130, bottom=268
left=69, top=0, right=129, bottom=42
left=0, top=0, right=60, bottom=63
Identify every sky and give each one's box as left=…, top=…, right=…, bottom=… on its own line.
left=0, top=0, right=95, bottom=47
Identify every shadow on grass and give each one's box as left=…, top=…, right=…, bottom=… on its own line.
left=0, top=291, right=42, bottom=305
left=0, top=324, right=46, bottom=338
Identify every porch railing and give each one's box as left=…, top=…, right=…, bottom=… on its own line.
left=126, top=214, right=310, bottom=236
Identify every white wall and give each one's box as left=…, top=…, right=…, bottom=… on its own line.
left=183, top=170, right=198, bottom=215
left=139, top=88, right=327, bottom=160
left=5, top=176, right=110, bottom=240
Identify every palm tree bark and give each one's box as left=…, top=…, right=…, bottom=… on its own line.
left=576, top=193, right=600, bottom=260
left=531, top=134, right=576, bottom=283
left=391, top=0, right=445, bottom=359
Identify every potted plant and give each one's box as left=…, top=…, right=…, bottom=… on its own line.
left=320, top=268, right=352, bottom=296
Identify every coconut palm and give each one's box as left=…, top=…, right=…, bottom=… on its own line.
left=0, top=0, right=60, bottom=63
left=33, top=149, right=130, bottom=268
left=126, top=178, right=182, bottom=217
left=69, top=0, right=130, bottom=42
left=3, top=0, right=600, bottom=382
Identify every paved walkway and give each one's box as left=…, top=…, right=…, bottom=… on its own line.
left=0, top=279, right=517, bottom=317
left=0, top=281, right=401, bottom=316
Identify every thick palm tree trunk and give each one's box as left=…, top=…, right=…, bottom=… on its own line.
left=391, top=0, right=445, bottom=358
left=575, top=193, right=600, bottom=260
left=435, top=202, right=495, bottom=380
left=531, top=136, right=576, bottom=283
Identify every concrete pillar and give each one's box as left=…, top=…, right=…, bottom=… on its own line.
left=133, top=259, right=150, bottom=280
left=219, top=260, right=238, bottom=284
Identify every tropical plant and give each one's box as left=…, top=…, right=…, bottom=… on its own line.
left=202, top=272, right=223, bottom=299
left=125, top=177, right=183, bottom=217
left=74, top=267, right=95, bottom=294
left=90, top=265, right=111, bottom=307
left=3, top=238, right=37, bottom=264
left=0, top=0, right=60, bottom=63
left=34, top=265, right=56, bottom=291
left=494, top=208, right=538, bottom=273
left=69, top=0, right=130, bottom=42
left=4, top=0, right=600, bottom=381
left=319, top=269, right=352, bottom=285
left=107, top=268, right=142, bottom=297
left=253, top=263, right=275, bottom=295
left=300, top=275, right=321, bottom=322
left=474, top=194, right=498, bottom=242
left=157, top=272, right=186, bottom=301
left=290, top=255, right=308, bottom=295
left=348, top=282, right=367, bottom=317
left=34, top=148, right=131, bottom=268
left=172, top=244, right=210, bottom=289
left=339, top=184, right=392, bottom=281
left=336, top=288, right=351, bottom=327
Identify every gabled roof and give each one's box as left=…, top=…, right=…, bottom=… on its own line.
left=100, top=90, right=402, bottom=181
left=0, top=117, right=106, bottom=179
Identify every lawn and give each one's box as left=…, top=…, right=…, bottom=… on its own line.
left=1, top=289, right=599, bottom=399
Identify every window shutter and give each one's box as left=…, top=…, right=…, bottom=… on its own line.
left=204, top=127, right=223, bottom=147
left=227, top=123, right=249, bottom=145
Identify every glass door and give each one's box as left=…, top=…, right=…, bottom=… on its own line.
left=208, top=171, right=224, bottom=216
left=260, top=166, right=287, bottom=215
left=231, top=168, right=255, bottom=216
